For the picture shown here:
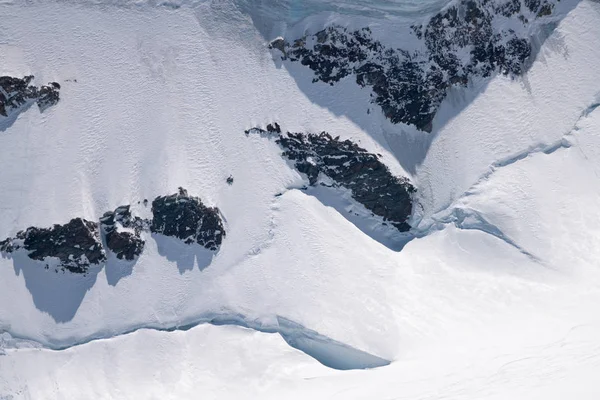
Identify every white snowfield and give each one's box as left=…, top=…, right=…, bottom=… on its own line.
left=1, top=0, right=600, bottom=398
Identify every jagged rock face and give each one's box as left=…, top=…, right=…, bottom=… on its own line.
left=271, top=0, right=557, bottom=132
left=251, top=127, right=415, bottom=231
left=0, top=191, right=226, bottom=273
left=0, top=76, right=60, bottom=117
left=266, top=122, right=281, bottom=134
left=151, top=188, right=225, bottom=251
left=105, top=231, right=143, bottom=261
left=0, top=218, right=105, bottom=274
left=100, top=205, right=148, bottom=261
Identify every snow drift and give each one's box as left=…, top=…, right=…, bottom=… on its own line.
left=1, top=0, right=600, bottom=398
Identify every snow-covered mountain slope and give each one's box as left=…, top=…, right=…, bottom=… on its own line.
left=0, top=0, right=419, bottom=354
left=271, top=0, right=572, bottom=132
left=1, top=0, right=600, bottom=398
left=2, top=320, right=599, bottom=399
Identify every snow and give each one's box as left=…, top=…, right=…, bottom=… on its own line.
left=416, top=6, right=600, bottom=218
left=1, top=0, right=600, bottom=398
left=2, top=321, right=600, bottom=399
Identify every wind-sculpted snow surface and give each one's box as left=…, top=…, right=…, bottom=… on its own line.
left=247, top=126, right=415, bottom=231
left=272, top=0, right=565, bottom=131
left=2, top=0, right=600, bottom=398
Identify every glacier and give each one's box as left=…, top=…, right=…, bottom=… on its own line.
left=1, top=0, right=600, bottom=398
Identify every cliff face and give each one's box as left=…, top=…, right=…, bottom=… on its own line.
left=0, top=75, right=60, bottom=119
left=272, top=0, right=560, bottom=131
left=1, top=189, right=225, bottom=273
left=0, top=218, right=105, bottom=274
left=247, top=126, right=415, bottom=232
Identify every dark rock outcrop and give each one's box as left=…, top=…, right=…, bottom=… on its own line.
left=1, top=191, right=226, bottom=273
left=0, top=75, right=60, bottom=118
left=151, top=187, right=225, bottom=251
left=249, top=127, right=415, bottom=231
left=267, top=122, right=281, bottom=134
left=270, top=0, right=559, bottom=132
left=100, top=205, right=148, bottom=261
left=0, top=218, right=105, bottom=274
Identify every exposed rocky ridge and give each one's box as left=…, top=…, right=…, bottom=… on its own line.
left=0, top=75, right=60, bottom=118
left=100, top=205, right=148, bottom=261
left=247, top=126, right=415, bottom=232
left=1, top=189, right=225, bottom=273
left=151, top=188, right=225, bottom=251
left=0, top=218, right=105, bottom=274
left=270, top=0, right=559, bottom=132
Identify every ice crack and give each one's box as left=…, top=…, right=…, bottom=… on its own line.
left=0, top=312, right=390, bottom=371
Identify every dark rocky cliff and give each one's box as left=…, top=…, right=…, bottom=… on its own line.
left=271, top=0, right=559, bottom=131
left=0, top=75, right=60, bottom=118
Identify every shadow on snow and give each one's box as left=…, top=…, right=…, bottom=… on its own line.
left=3, top=234, right=216, bottom=323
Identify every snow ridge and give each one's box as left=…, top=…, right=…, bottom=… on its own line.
left=413, top=97, right=600, bottom=261
left=1, top=312, right=390, bottom=371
